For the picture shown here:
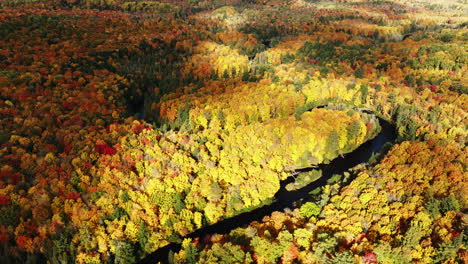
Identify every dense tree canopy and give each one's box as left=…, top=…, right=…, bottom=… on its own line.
left=0, top=0, right=466, bottom=263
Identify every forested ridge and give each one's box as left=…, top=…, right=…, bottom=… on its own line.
left=0, top=0, right=466, bottom=263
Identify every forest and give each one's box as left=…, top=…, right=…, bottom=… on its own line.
left=0, top=0, right=466, bottom=263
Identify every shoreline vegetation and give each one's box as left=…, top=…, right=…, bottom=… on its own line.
left=139, top=115, right=396, bottom=264
left=0, top=0, right=466, bottom=263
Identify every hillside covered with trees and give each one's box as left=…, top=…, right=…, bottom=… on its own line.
left=0, top=0, right=466, bottom=263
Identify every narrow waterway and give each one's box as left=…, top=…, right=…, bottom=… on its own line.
left=138, top=115, right=396, bottom=264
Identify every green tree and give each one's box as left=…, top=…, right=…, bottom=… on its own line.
left=251, top=236, right=283, bottom=263
left=113, top=240, right=136, bottom=264
left=300, top=202, right=321, bottom=218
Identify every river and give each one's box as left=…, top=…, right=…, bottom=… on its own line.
left=138, top=115, right=396, bottom=264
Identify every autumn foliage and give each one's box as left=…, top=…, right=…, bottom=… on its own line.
left=0, top=0, right=466, bottom=263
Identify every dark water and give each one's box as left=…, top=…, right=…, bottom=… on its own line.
left=138, top=117, right=396, bottom=264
